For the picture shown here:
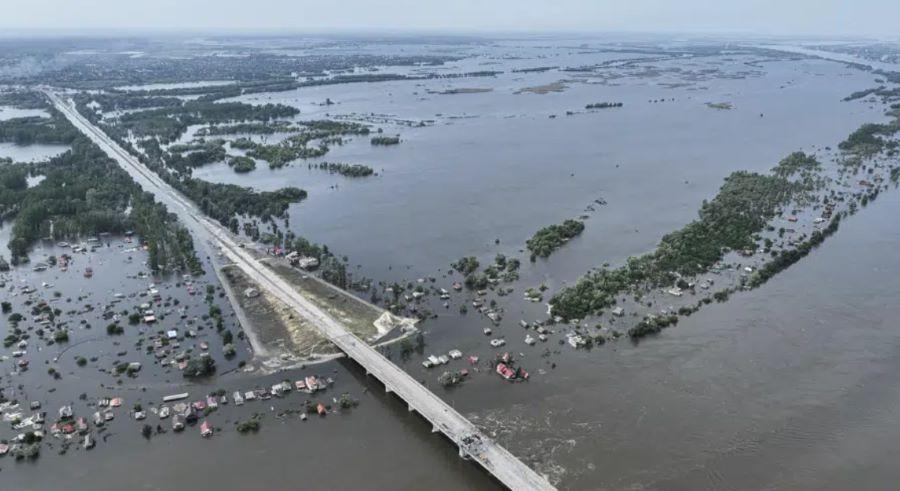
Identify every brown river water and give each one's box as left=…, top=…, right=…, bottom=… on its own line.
left=4, top=39, right=900, bottom=490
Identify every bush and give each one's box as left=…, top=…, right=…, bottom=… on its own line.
left=451, top=256, right=479, bottom=275
left=526, top=219, right=585, bottom=259
left=236, top=417, right=261, bottom=433
left=183, top=356, right=216, bottom=378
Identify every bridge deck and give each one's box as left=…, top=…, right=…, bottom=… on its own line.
left=47, top=90, right=556, bottom=491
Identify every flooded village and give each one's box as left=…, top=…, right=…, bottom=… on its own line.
left=1, top=33, right=900, bottom=489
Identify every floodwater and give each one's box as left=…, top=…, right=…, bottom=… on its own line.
left=0, top=107, right=67, bottom=162
left=8, top=180, right=900, bottom=491
left=5, top=40, right=900, bottom=490
left=0, top=107, right=50, bottom=122
left=197, top=53, right=882, bottom=291
left=762, top=44, right=900, bottom=73
left=0, top=142, right=68, bottom=162
left=115, top=80, right=236, bottom=92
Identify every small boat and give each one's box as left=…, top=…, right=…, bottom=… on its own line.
left=525, top=335, right=536, bottom=345
left=300, top=413, right=308, bottom=421
left=483, top=327, right=492, bottom=336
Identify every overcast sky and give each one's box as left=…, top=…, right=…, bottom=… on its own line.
left=3, top=0, right=898, bottom=38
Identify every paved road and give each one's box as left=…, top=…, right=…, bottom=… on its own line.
left=46, top=90, right=556, bottom=491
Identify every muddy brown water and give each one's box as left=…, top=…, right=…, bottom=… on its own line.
left=4, top=39, right=900, bottom=490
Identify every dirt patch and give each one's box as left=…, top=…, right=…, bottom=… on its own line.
left=260, top=258, right=414, bottom=342
left=429, top=87, right=493, bottom=95
left=514, top=80, right=570, bottom=95
left=221, top=265, right=340, bottom=365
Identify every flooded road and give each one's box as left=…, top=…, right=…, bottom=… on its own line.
left=4, top=39, right=900, bottom=490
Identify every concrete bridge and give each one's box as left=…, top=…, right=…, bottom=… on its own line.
left=46, top=90, right=556, bottom=491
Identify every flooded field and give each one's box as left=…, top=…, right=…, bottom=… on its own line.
left=194, top=53, right=882, bottom=289
left=3, top=36, right=900, bottom=490
left=0, top=142, right=68, bottom=163
left=0, top=107, right=50, bottom=121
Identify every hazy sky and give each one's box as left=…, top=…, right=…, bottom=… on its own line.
left=4, top=0, right=899, bottom=38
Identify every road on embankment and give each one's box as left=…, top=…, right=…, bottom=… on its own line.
left=44, top=89, right=556, bottom=491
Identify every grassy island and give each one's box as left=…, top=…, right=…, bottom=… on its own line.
left=371, top=135, right=400, bottom=146
left=550, top=166, right=807, bottom=320
left=526, top=219, right=585, bottom=260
